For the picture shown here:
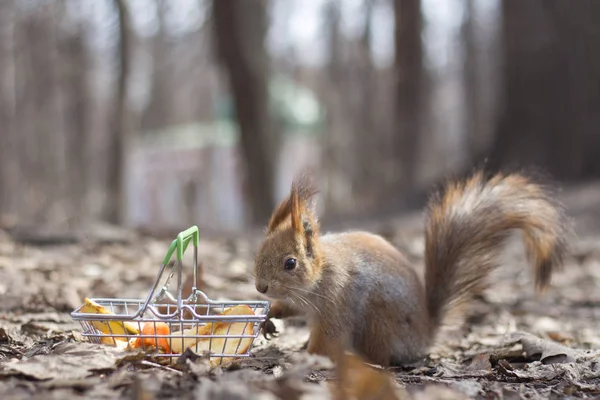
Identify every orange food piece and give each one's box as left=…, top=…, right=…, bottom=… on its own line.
left=132, top=321, right=171, bottom=353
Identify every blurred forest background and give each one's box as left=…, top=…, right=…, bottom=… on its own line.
left=0, top=0, right=599, bottom=236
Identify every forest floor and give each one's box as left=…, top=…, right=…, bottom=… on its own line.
left=1, top=183, right=600, bottom=399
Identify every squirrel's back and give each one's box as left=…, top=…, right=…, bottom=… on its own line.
left=424, top=171, right=570, bottom=329
left=319, top=231, right=423, bottom=301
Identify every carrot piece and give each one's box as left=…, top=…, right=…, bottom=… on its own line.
left=133, top=321, right=171, bottom=353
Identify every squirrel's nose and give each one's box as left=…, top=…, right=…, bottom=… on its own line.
left=256, top=282, right=268, bottom=294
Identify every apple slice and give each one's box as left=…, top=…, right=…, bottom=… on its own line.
left=170, top=305, right=256, bottom=365
left=193, top=318, right=256, bottom=366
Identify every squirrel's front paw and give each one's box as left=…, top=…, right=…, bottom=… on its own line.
left=261, top=316, right=279, bottom=340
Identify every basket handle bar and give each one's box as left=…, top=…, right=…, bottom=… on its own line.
left=136, top=226, right=203, bottom=318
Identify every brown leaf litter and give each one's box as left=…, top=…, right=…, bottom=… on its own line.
left=0, top=207, right=599, bottom=399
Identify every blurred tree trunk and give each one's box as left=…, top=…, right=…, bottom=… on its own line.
left=322, top=0, right=384, bottom=217
left=212, top=0, right=277, bottom=225
left=490, top=0, right=600, bottom=180
left=13, top=5, right=63, bottom=225
left=354, top=0, right=377, bottom=204
left=321, top=0, right=353, bottom=215
left=142, top=0, right=172, bottom=131
left=461, top=0, right=481, bottom=160
left=60, top=21, right=90, bottom=225
left=105, top=0, right=132, bottom=224
left=393, top=0, right=423, bottom=190
left=0, top=1, right=13, bottom=223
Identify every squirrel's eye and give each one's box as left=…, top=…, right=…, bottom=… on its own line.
left=284, top=258, right=297, bottom=270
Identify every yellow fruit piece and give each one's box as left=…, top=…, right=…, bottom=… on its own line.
left=100, top=335, right=130, bottom=351
left=198, top=319, right=256, bottom=366
left=100, top=336, right=119, bottom=346
left=170, top=305, right=256, bottom=365
left=80, top=298, right=140, bottom=342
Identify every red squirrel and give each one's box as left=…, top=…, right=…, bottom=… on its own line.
left=253, top=171, right=569, bottom=366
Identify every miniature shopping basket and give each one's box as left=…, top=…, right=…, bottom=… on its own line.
left=71, top=226, right=270, bottom=365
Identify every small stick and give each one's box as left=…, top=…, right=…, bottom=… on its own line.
left=139, top=360, right=183, bottom=375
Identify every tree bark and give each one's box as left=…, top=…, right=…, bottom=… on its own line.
left=0, top=1, right=12, bottom=222
left=490, top=0, right=600, bottom=180
left=60, top=21, right=90, bottom=225
left=212, top=0, right=277, bottom=226
left=393, top=0, right=423, bottom=190
left=461, top=0, right=481, bottom=160
left=105, top=0, right=132, bottom=224
left=354, top=0, right=378, bottom=201
left=141, top=0, right=172, bottom=131
left=321, top=0, right=353, bottom=215
left=13, top=6, right=63, bottom=225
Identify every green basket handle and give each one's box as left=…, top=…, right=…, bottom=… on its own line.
left=161, top=225, right=200, bottom=265
left=137, top=225, right=202, bottom=317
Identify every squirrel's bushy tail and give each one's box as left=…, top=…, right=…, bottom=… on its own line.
left=424, top=171, right=570, bottom=327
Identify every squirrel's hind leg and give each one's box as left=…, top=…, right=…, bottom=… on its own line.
left=306, top=324, right=352, bottom=361
left=357, top=306, right=431, bottom=367
left=306, top=324, right=330, bottom=356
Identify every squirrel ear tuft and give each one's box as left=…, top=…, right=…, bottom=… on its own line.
left=291, top=170, right=319, bottom=207
left=267, top=198, right=289, bottom=233
left=302, top=214, right=318, bottom=258
left=290, top=171, right=318, bottom=237
left=290, top=185, right=302, bottom=234
left=265, top=170, right=320, bottom=235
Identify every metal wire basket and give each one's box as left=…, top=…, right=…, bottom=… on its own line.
left=71, top=226, right=270, bottom=365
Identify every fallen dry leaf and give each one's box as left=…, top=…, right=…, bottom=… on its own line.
left=3, top=342, right=126, bottom=380
left=503, top=331, right=594, bottom=364
left=466, top=353, right=492, bottom=373
left=546, top=331, right=574, bottom=344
